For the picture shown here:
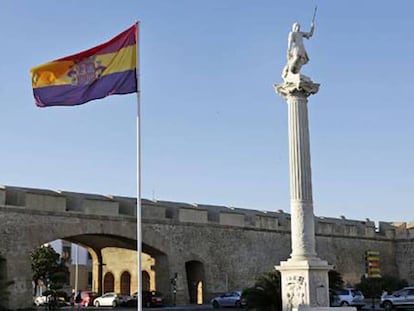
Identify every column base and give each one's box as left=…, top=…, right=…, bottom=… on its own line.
left=276, top=257, right=332, bottom=311
left=274, top=76, right=319, bottom=99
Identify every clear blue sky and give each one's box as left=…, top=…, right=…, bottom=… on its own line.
left=1, top=1, right=413, bottom=224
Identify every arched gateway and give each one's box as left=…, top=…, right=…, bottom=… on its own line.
left=0, top=186, right=408, bottom=310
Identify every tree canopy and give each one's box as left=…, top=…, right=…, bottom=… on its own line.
left=355, top=275, right=408, bottom=298
left=31, top=244, right=69, bottom=290
left=328, top=270, right=344, bottom=290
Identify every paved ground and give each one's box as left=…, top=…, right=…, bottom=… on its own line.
left=36, top=302, right=384, bottom=311
left=36, top=304, right=215, bottom=311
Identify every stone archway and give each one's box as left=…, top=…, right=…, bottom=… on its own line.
left=103, top=272, right=114, bottom=293
left=142, top=244, right=170, bottom=299
left=97, top=247, right=166, bottom=295
left=120, top=271, right=131, bottom=295
left=185, top=260, right=205, bottom=304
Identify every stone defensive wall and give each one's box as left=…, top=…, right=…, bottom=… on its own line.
left=1, top=185, right=414, bottom=309
left=1, top=184, right=413, bottom=240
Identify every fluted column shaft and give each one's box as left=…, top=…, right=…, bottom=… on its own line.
left=275, top=80, right=330, bottom=311
left=286, top=92, right=316, bottom=260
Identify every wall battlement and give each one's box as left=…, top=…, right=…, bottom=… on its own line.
left=0, top=185, right=411, bottom=239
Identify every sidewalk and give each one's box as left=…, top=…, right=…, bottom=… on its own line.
left=41, top=304, right=214, bottom=311
left=146, top=304, right=212, bottom=311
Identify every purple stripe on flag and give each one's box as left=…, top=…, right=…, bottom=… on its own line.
left=33, top=70, right=137, bottom=107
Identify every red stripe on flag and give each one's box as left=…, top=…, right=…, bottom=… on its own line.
left=55, top=24, right=136, bottom=62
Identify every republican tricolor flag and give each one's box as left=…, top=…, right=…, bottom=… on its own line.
left=30, top=24, right=138, bottom=107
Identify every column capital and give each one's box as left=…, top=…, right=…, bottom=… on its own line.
left=274, top=75, right=320, bottom=100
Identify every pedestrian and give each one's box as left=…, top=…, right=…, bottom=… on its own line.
left=75, top=291, right=82, bottom=311
left=70, top=289, right=75, bottom=310
left=47, top=292, right=56, bottom=311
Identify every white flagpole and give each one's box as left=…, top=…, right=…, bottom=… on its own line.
left=135, top=21, right=143, bottom=311
left=74, top=244, right=79, bottom=294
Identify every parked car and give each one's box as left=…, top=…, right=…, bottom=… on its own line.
left=123, top=291, right=164, bottom=307
left=380, top=287, right=414, bottom=310
left=331, top=288, right=365, bottom=308
left=211, top=291, right=242, bottom=308
left=143, top=291, right=164, bottom=307
left=34, top=291, right=68, bottom=308
left=123, top=294, right=138, bottom=307
left=79, top=290, right=98, bottom=307
left=94, top=292, right=120, bottom=307
left=118, top=294, right=132, bottom=306
left=33, top=295, right=47, bottom=306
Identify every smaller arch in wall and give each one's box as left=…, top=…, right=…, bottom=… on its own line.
left=120, top=271, right=131, bottom=295
left=185, top=260, right=205, bottom=304
left=103, top=272, right=114, bottom=293
left=142, top=271, right=151, bottom=291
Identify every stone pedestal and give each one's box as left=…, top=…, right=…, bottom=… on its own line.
left=277, top=258, right=331, bottom=311
left=274, top=76, right=332, bottom=311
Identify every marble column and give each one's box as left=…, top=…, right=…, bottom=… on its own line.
left=274, top=79, right=332, bottom=311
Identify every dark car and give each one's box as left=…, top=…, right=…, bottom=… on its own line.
left=143, top=291, right=164, bottom=307
left=124, top=291, right=164, bottom=308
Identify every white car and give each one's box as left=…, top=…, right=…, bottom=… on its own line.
left=211, top=291, right=242, bottom=308
left=331, top=288, right=365, bottom=308
left=94, top=292, right=120, bottom=307
left=381, top=287, right=414, bottom=310
left=33, top=295, right=47, bottom=306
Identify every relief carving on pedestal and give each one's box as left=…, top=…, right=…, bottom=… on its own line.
left=286, top=275, right=306, bottom=311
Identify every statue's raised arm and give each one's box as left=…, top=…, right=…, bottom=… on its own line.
left=302, top=22, right=315, bottom=39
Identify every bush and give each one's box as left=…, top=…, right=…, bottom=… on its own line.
left=328, top=270, right=344, bottom=291
left=242, top=270, right=282, bottom=311
left=355, top=275, right=408, bottom=298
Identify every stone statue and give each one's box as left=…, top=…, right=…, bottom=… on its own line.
left=276, top=7, right=319, bottom=99
left=282, top=21, right=315, bottom=80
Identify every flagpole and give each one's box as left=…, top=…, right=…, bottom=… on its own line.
left=136, top=20, right=143, bottom=311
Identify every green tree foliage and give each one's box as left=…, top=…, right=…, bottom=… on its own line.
left=31, top=244, right=69, bottom=290
left=328, top=270, right=344, bottom=290
left=242, top=270, right=282, bottom=311
left=355, top=275, right=408, bottom=298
